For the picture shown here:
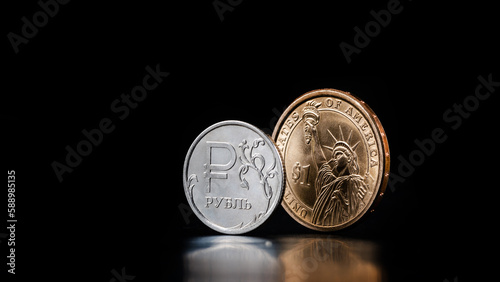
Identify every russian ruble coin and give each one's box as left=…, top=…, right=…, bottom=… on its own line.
left=272, top=89, right=390, bottom=231
left=183, top=120, right=285, bottom=234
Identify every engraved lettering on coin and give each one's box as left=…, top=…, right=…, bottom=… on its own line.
left=183, top=120, right=284, bottom=234
left=273, top=89, right=390, bottom=231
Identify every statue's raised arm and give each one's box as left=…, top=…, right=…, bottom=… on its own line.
left=302, top=100, right=326, bottom=168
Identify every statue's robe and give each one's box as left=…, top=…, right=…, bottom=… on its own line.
left=311, top=162, right=366, bottom=226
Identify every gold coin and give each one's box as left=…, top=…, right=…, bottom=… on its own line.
left=272, top=89, right=390, bottom=231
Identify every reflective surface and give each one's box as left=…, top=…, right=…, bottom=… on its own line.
left=182, top=235, right=384, bottom=281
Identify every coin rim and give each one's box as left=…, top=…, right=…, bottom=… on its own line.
left=272, top=89, right=390, bottom=231
left=183, top=120, right=285, bottom=234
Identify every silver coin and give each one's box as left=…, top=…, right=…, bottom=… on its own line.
left=183, top=120, right=285, bottom=234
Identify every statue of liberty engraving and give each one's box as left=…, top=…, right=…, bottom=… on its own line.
left=302, top=101, right=368, bottom=226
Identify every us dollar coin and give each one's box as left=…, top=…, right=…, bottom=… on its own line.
left=272, top=89, right=390, bottom=231
left=183, top=120, right=285, bottom=234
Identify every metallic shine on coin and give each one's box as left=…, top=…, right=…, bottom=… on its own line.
left=183, top=120, right=285, bottom=234
left=272, top=89, right=390, bottom=231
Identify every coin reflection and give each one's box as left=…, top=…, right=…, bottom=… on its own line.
left=279, top=236, right=382, bottom=282
left=183, top=236, right=281, bottom=281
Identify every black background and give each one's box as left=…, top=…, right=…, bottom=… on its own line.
left=4, top=0, right=498, bottom=281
